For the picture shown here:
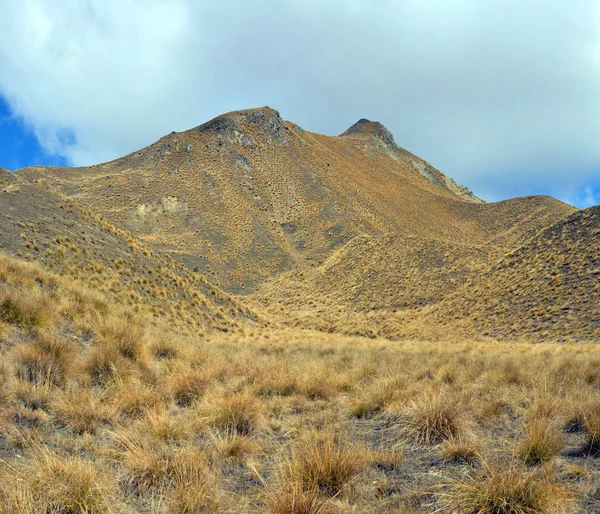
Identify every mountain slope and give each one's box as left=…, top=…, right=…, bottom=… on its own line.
left=256, top=204, right=599, bottom=342
left=430, top=205, right=600, bottom=341
left=0, top=170, right=258, bottom=334
left=16, top=107, right=574, bottom=293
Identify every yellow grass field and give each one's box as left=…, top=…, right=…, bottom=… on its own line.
left=1, top=254, right=599, bottom=513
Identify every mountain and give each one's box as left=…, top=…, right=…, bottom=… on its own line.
left=16, top=107, right=573, bottom=295
left=7, top=106, right=595, bottom=343
left=2, top=107, right=600, bottom=514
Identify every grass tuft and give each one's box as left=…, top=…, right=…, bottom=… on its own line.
left=290, top=430, right=362, bottom=497
left=518, top=417, right=564, bottom=466
left=211, top=393, right=261, bottom=435
left=400, top=393, right=469, bottom=445
left=442, top=458, right=573, bottom=514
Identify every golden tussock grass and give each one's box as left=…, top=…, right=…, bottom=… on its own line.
left=0, top=252, right=598, bottom=512
left=441, top=458, right=574, bottom=514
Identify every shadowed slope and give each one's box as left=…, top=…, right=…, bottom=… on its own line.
left=430, top=205, right=600, bottom=341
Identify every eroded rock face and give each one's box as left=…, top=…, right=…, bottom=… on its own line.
left=197, top=115, right=255, bottom=146
left=411, top=160, right=483, bottom=203
left=196, top=107, right=290, bottom=146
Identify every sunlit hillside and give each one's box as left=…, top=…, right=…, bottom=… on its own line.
left=1, top=108, right=599, bottom=513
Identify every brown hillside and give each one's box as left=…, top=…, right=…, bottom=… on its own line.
left=430, top=205, right=600, bottom=341
left=256, top=205, right=599, bottom=342
left=16, top=107, right=574, bottom=293
left=256, top=195, right=577, bottom=313
left=0, top=174, right=258, bottom=334
left=1, top=251, right=599, bottom=513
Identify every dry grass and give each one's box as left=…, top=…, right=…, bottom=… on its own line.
left=399, top=393, right=470, bottom=445
left=0, top=450, right=119, bottom=514
left=441, top=459, right=573, bottom=513
left=583, top=401, right=600, bottom=456
left=518, top=417, right=564, bottom=466
left=0, top=252, right=598, bottom=512
left=165, top=449, right=221, bottom=514
left=288, top=430, right=363, bottom=497
left=440, top=436, right=480, bottom=466
left=263, top=481, right=332, bottom=514
left=210, top=392, right=262, bottom=435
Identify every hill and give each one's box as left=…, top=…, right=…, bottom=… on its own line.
left=15, top=107, right=574, bottom=294
left=256, top=203, right=598, bottom=342
left=1, top=248, right=599, bottom=513
left=429, top=204, right=600, bottom=341
left=0, top=169, right=258, bottom=334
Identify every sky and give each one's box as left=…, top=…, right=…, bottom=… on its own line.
left=0, top=0, right=598, bottom=208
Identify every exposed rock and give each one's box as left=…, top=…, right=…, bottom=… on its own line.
left=196, top=107, right=290, bottom=146
left=411, top=160, right=443, bottom=188
left=340, top=119, right=398, bottom=153
left=411, top=160, right=483, bottom=204
left=1, top=184, right=20, bottom=195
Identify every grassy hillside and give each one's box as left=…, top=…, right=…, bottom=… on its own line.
left=430, top=205, right=600, bottom=341
left=256, top=205, right=599, bottom=343
left=0, top=169, right=259, bottom=334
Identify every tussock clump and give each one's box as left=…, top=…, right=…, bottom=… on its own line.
left=400, top=394, right=469, bottom=445
left=211, top=431, right=257, bottom=460
left=99, top=319, right=147, bottom=363
left=264, top=481, right=331, bottom=514
left=583, top=401, right=600, bottom=456
left=11, top=404, right=48, bottom=430
left=528, top=389, right=562, bottom=421
left=299, top=366, right=340, bottom=401
left=349, top=377, right=401, bottom=418
left=111, top=382, right=163, bottom=418
left=116, top=435, right=216, bottom=503
left=0, top=288, right=56, bottom=330
left=52, top=389, right=114, bottom=435
left=140, top=409, right=188, bottom=443
left=166, top=449, right=221, bottom=514
left=440, top=437, right=480, bottom=466
left=0, top=451, right=119, bottom=514
left=114, top=434, right=170, bottom=494
left=151, top=338, right=179, bottom=360
left=170, top=370, right=208, bottom=407
left=441, top=458, right=573, bottom=514
left=256, top=364, right=299, bottom=397
left=0, top=361, right=13, bottom=405
left=211, top=392, right=262, bottom=435
left=12, top=381, right=51, bottom=411
left=84, top=344, right=122, bottom=387
left=13, top=334, right=74, bottom=386
left=289, top=430, right=362, bottom=497
left=518, top=417, right=564, bottom=466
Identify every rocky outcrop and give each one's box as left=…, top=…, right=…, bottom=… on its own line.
left=340, top=119, right=398, bottom=153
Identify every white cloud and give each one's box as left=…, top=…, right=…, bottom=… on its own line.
left=0, top=0, right=599, bottom=207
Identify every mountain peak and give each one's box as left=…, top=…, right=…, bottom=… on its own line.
left=340, top=119, right=397, bottom=150
left=195, top=106, right=289, bottom=146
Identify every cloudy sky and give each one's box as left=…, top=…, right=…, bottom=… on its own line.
left=0, top=0, right=598, bottom=207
